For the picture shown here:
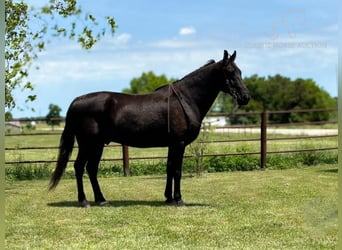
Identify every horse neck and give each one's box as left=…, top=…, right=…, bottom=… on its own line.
left=177, top=63, right=223, bottom=119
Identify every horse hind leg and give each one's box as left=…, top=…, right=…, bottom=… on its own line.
left=74, top=148, right=90, bottom=207
left=86, top=143, right=108, bottom=206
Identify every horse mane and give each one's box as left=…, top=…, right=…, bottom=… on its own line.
left=154, top=59, right=216, bottom=92
left=154, top=84, right=170, bottom=91
left=178, top=59, right=216, bottom=82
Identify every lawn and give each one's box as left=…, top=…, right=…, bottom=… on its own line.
left=5, top=165, right=337, bottom=249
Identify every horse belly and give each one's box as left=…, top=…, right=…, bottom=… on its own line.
left=110, top=126, right=169, bottom=148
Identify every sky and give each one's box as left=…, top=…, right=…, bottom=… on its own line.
left=10, top=0, right=339, bottom=118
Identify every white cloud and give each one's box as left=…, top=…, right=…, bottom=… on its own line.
left=150, top=39, right=196, bottom=49
left=323, top=24, right=338, bottom=33
left=14, top=27, right=337, bottom=118
left=114, top=33, right=132, bottom=45
left=26, top=37, right=225, bottom=93
left=179, top=26, right=196, bottom=36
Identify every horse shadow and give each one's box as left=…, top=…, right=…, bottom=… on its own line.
left=318, top=168, right=338, bottom=173
left=47, top=200, right=208, bottom=208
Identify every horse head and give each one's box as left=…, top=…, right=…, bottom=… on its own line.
left=221, top=50, right=250, bottom=106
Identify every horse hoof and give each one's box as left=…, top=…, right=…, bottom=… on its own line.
left=97, top=201, right=110, bottom=206
left=80, top=200, right=91, bottom=208
left=175, top=199, right=185, bottom=207
left=165, top=199, right=176, bottom=206
left=165, top=199, right=185, bottom=207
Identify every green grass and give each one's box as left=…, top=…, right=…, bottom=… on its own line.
left=5, top=165, right=337, bottom=249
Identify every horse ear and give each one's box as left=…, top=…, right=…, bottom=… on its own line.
left=229, top=50, right=236, bottom=62
left=223, top=50, right=228, bottom=62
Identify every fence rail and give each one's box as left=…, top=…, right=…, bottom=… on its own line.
left=5, top=108, right=338, bottom=174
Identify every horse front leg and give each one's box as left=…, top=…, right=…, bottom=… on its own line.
left=173, top=144, right=185, bottom=206
left=164, top=157, right=174, bottom=204
left=165, top=143, right=185, bottom=206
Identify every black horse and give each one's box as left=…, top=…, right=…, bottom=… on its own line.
left=49, top=50, right=250, bottom=207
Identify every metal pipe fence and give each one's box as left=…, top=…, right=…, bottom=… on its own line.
left=5, top=108, right=338, bottom=174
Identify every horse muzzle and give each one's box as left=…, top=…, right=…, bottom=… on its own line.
left=237, top=92, right=250, bottom=106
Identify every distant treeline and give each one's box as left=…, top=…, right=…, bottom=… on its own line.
left=216, top=74, right=337, bottom=124
left=8, top=72, right=337, bottom=125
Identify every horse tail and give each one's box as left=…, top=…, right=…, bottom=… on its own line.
left=49, top=119, right=75, bottom=190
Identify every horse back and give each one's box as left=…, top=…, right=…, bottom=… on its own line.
left=66, top=91, right=182, bottom=146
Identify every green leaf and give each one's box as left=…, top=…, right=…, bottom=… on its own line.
left=5, top=0, right=117, bottom=110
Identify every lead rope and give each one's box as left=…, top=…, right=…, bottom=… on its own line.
left=229, top=99, right=240, bottom=115
left=168, top=83, right=205, bottom=134
left=168, top=84, right=239, bottom=134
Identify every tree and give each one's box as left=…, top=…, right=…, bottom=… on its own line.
left=123, top=71, right=177, bottom=94
left=239, top=74, right=336, bottom=123
left=5, top=111, right=13, bottom=121
left=46, top=104, right=62, bottom=129
left=5, top=0, right=117, bottom=110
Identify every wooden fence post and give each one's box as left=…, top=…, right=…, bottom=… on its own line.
left=260, top=111, right=267, bottom=169
left=122, top=145, right=130, bottom=176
